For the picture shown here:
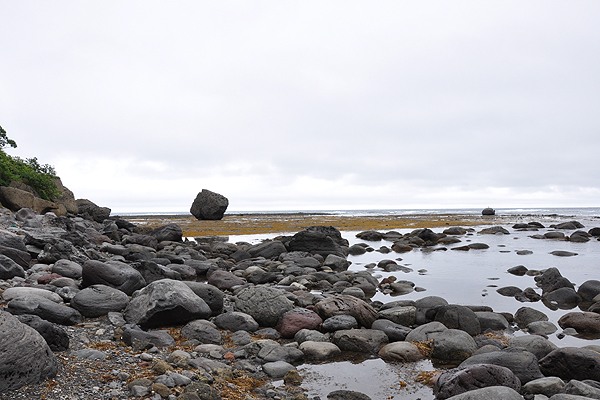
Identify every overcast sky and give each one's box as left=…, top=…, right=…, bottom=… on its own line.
left=1, top=2, right=599, bottom=213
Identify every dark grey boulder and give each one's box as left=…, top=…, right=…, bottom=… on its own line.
left=235, top=285, right=295, bottom=327
left=15, top=314, right=69, bottom=352
left=82, top=260, right=146, bottom=295
left=431, top=329, right=477, bottom=364
left=315, top=295, right=378, bottom=328
left=247, top=240, right=287, bottom=259
left=294, top=329, right=330, bottom=344
left=523, top=377, right=565, bottom=397
left=0, top=310, right=58, bottom=392
left=134, top=260, right=181, bottom=284
left=258, top=345, right=304, bottom=364
left=442, top=386, right=523, bottom=399
left=7, top=294, right=83, bottom=326
left=482, top=208, right=495, bottom=216
left=190, top=189, right=228, bottom=220
left=415, top=296, right=449, bottom=325
left=508, top=335, right=558, bottom=360
left=434, top=363, right=521, bottom=400
left=550, top=250, right=578, bottom=257
left=514, top=306, right=548, bottom=329
left=332, top=328, right=389, bottom=354
left=76, top=198, right=111, bottom=222
left=578, top=280, right=600, bottom=303
left=149, top=223, right=183, bottom=242
left=356, top=230, right=384, bottom=241
left=181, top=320, right=222, bottom=345
left=213, top=311, right=259, bottom=332
left=539, top=347, right=600, bottom=381
left=182, top=282, right=224, bottom=316
left=475, top=311, right=509, bottom=331
left=262, top=361, right=295, bottom=379
left=327, top=389, right=372, bottom=400
left=479, top=226, right=509, bottom=234
left=0, top=254, right=25, bottom=279
left=378, top=306, right=417, bottom=326
left=459, top=347, right=544, bottom=383
left=434, top=305, right=481, bottom=336
left=71, top=284, right=130, bottom=317
left=321, top=314, right=358, bottom=332
left=558, top=312, right=600, bottom=334
left=207, top=269, right=245, bottom=291
left=551, top=221, right=584, bottom=230
left=285, top=226, right=349, bottom=258
left=544, top=287, right=582, bottom=309
left=535, top=268, right=574, bottom=296
left=561, top=379, right=600, bottom=398
left=120, top=324, right=175, bottom=348
left=0, top=244, right=30, bottom=269
left=405, top=321, right=448, bottom=342
left=371, top=319, right=411, bottom=342
left=51, top=259, right=82, bottom=279
left=123, top=279, right=212, bottom=329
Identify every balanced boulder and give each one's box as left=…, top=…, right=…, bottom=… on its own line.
left=190, top=189, right=228, bottom=220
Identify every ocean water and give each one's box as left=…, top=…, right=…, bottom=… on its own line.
left=221, top=208, right=600, bottom=399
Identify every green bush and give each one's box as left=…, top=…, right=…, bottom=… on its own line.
left=0, top=125, right=60, bottom=201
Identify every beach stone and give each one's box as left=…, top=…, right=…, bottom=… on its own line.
left=514, top=306, right=548, bottom=329
left=371, top=319, right=411, bottom=342
left=300, top=341, right=341, bottom=361
left=332, top=329, right=389, bottom=354
left=7, top=294, right=83, bottom=326
left=15, top=314, right=70, bottom=352
left=327, top=390, right=371, bottom=400
left=190, top=189, right=229, bottom=220
left=558, top=312, right=600, bottom=333
left=0, top=254, right=25, bottom=279
left=434, top=305, right=481, bottom=336
left=71, top=284, right=129, bottom=317
left=133, top=260, right=180, bottom=283
left=324, top=254, right=350, bottom=271
left=51, top=259, right=82, bottom=279
left=149, top=223, right=182, bottom=242
left=277, top=308, right=322, bottom=338
left=294, top=329, right=329, bottom=344
left=234, top=285, right=294, bottom=327
left=561, top=380, right=600, bottom=398
left=527, top=321, right=558, bottom=335
left=2, top=287, right=63, bottom=303
left=405, top=321, right=448, bottom=342
left=315, top=295, right=378, bottom=328
left=523, top=377, right=565, bottom=397
left=120, top=324, right=175, bottom=348
left=570, top=231, right=591, bottom=242
left=0, top=310, right=58, bottom=392
left=434, top=364, right=521, bottom=400
left=379, top=342, right=424, bottom=363
left=545, top=287, right=582, bottom=309
left=508, top=265, right=528, bottom=276
left=356, top=230, right=383, bottom=241
left=539, top=347, right=600, bottom=381
left=482, top=208, right=495, bottom=216
left=0, top=244, right=30, bottom=269
left=182, top=282, right=224, bottom=316
left=508, top=335, right=558, bottom=360
left=460, top=347, right=544, bottom=383
left=378, top=306, right=417, bottom=326
left=479, top=226, right=509, bottom=234
left=207, top=270, right=245, bottom=291
left=76, top=198, right=110, bottom=222
left=577, top=280, right=600, bottom=303
left=475, top=311, right=509, bottom=331
left=262, top=361, right=295, bottom=379
left=415, top=296, right=449, bottom=325
left=124, top=279, right=212, bottom=329
left=443, top=386, right=522, bottom=400
left=82, top=260, right=145, bottom=295
left=550, top=250, right=578, bottom=257
left=258, top=344, right=304, bottom=364
left=431, top=329, right=477, bottom=363
left=552, top=221, right=584, bottom=230
left=348, top=244, right=367, bottom=255
left=246, top=240, right=286, bottom=259
left=181, top=320, right=222, bottom=345
left=213, top=311, right=259, bottom=332
left=286, top=226, right=348, bottom=258
left=497, top=286, right=524, bottom=297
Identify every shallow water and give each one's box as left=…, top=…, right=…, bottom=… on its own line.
left=222, top=218, right=600, bottom=399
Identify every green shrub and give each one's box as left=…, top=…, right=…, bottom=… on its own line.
left=0, top=125, right=60, bottom=201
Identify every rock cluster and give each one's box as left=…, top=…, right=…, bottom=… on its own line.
left=1, top=207, right=600, bottom=400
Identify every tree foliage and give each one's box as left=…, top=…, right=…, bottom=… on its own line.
left=0, top=125, right=61, bottom=201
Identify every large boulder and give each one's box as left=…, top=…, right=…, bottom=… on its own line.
left=15, top=314, right=70, bottom=352
left=0, top=311, right=58, bottom=392
left=70, top=285, right=130, bottom=317
left=6, top=294, right=83, bottom=326
left=0, top=186, right=63, bottom=215
left=459, top=347, right=544, bottom=384
left=315, top=295, right=378, bottom=328
left=234, top=285, right=295, bottom=327
left=123, top=279, right=212, bottom=329
left=149, top=224, right=183, bottom=242
left=76, top=198, right=111, bottom=222
left=332, top=328, right=389, bottom=354
left=558, top=312, right=600, bottom=334
left=431, top=329, right=478, bottom=364
left=0, top=254, right=25, bottom=279
left=539, top=347, right=600, bottom=381
left=285, top=226, right=349, bottom=258
left=82, top=260, right=146, bottom=295
left=434, top=305, right=481, bottom=336
left=190, top=189, right=228, bottom=220
left=434, top=364, right=521, bottom=400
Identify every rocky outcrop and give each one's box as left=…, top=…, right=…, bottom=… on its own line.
left=190, top=189, right=228, bottom=220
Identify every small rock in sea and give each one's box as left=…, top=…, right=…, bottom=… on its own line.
left=482, top=207, right=496, bottom=216
left=550, top=250, right=578, bottom=257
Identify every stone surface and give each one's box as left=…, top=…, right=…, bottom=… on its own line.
left=7, top=294, right=83, bottom=325
left=431, top=329, right=477, bottom=364
left=539, top=347, right=600, bottom=381
left=508, top=335, right=558, bottom=360
left=443, top=386, right=523, bottom=400
left=379, top=342, right=424, bottom=363
left=434, top=364, right=522, bottom=400
left=332, top=329, right=389, bottom=354
left=371, top=319, right=411, bottom=342
left=71, top=284, right=129, bottom=317
left=315, top=295, right=378, bottom=328
left=434, top=305, right=481, bottom=336
left=124, top=279, right=212, bottom=329
left=235, top=285, right=295, bottom=327
left=277, top=308, right=323, bottom=338
left=180, top=320, right=223, bottom=345
left=523, top=377, right=565, bottom=397
left=149, top=224, right=183, bottom=242
left=82, top=260, right=146, bottom=295
left=213, top=311, right=259, bottom=332
left=299, top=341, right=341, bottom=361
left=558, top=312, right=600, bottom=333
left=190, top=189, right=229, bottom=220
left=0, top=310, right=58, bottom=392
left=460, top=347, right=544, bottom=384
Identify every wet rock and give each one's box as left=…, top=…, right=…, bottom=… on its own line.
left=415, top=296, right=449, bottom=325
left=544, top=287, right=582, bottom=309
left=442, top=386, right=522, bottom=399
left=405, top=321, right=448, bottom=342
left=434, top=364, right=521, bottom=400
left=570, top=231, right=591, bottom=242
left=514, top=306, right=549, bottom=329
left=371, top=319, right=411, bottom=342
left=0, top=311, right=58, bottom=391
left=479, top=226, right=509, bottom=234
left=475, top=312, right=509, bottom=331
left=181, top=320, right=222, bottom=345
left=507, top=265, right=528, bottom=276
left=235, top=285, right=294, bottom=327
left=315, top=295, right=378, bottom=328
left=207, top=270, right=245, bottom=291
left=443, top=227, right=468, bottom=235
left=460, top=347, right=544, bottom=384
left=300, top=341, right=341, bottom=361
left=523, top=377, right=565, bottom=397
left=551, top=221, right=584, bottom=230
left=71, top=284, right=129, bottom=317
left=577, top=280, right=600, bottom=303
left=124, top=279, right=212, bottom=329
left=82, top=260, right=146, bottom=295
left=332, top=329, right=389, bottom=354
left=378, top=305, right=416, bottom=326
left=558, top=312, right=600, bottom=334
left=15, top=314, right=69, bottom=352
left=539, top=347, right=600, bottom=381
left=190, top=189, right=228, bottom=220
left=7, top=294, right=83, bottom=325
left=285, top=226, right=348, bottom=258
left=327, top=389, right=371, bottom=400
left=434, top=305, right=481, bottom=336
left=482, top=208, right=495, bottom=216
left=526, top=321, right=558, bottom=335
left=550, top=250, right=578, bottom=257
left=431, top=329, right=477, bottom=363
left=468, top=243, right=489, bottom=249
left=277, top=308, right=322, bottom=338
left=348, top=244, right=368, bottom=255
left=497, top=286, right=523, bottom=297
left=213, top=311, right=259, bottom=332
left=508, top=335, right=557, bottom=360
left=355, top=230, right=383, bottom=241
left=379, top=342, right=424, bottom=363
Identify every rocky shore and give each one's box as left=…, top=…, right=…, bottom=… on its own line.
left=1, top=204, right=600, bottom=400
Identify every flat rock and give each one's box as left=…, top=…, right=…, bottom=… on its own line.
left=71, top=284, right=129, bottom=317
left=460, top=347, right=544, bottom=384
left=379, top=342, right=424, bottom=363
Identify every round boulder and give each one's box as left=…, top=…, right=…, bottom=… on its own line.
left=190, top=189, right=229, bottom=220
left=315, top=295, right=378, bottom=328
left=434, top=364, right=521, bottom=400
left=235, top=285, right=294, bottom=327
left=277, top=308, right=323, bottom=338
left=71, top=285, right=129, bottom=317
